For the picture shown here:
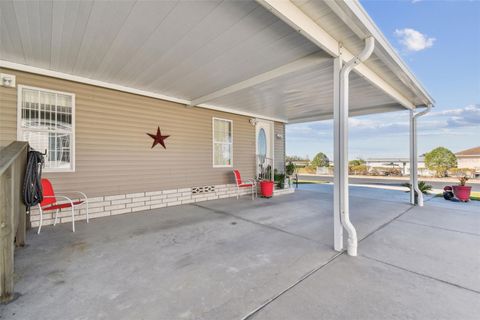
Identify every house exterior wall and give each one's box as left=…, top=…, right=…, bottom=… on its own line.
left=274, top=122, right=285, bottom=173
left=0, top=68, right=286, bottom=200
left=457, top=157, right=480, bottom=170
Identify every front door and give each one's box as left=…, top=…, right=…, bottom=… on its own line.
left=255, top=119, right=274, bottom=179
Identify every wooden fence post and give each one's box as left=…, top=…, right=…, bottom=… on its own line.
left=0, top=141, right=28, bottom=303
left=14, top=152, right=27, bottom=247
left=0, top=166, right=14, bottom=303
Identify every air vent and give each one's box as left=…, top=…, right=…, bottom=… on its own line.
left=191, top=186, right=216, bottom=194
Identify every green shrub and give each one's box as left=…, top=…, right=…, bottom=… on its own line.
left=384, top=168, right=402, bottom=176
left=274, top=170, right=286, bottom=189
left=402, top=181, right=433, bottom=194
left=311, top=152, right=329, bottom=168
left=286, top=161, right=295, bottom=176
left=349, top=164, right=368, bottom=175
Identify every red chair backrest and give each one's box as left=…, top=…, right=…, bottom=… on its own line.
left=233, top=170, right=242, bottom=185
left=40, top=179, right=56, bottom=207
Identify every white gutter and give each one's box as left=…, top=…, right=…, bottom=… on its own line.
left=339, top=36, right=375, bottom=256
left=409, top=104, right=432, bottom=206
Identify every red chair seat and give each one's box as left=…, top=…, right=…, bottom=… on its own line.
left=42, top=200, right=84, bottom=211
left=239, top=183, right=253, bottom=187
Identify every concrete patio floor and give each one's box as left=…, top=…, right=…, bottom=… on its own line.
left=2, top=186, right=479, bottom=320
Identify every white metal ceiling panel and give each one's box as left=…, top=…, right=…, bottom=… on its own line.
left=0, top=0, right=422, bottom=123
left=207, top=59, right=401, bottom=121
left=0, top=0, right=318, bottom=100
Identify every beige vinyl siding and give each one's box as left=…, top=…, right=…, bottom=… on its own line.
left=274, top=122, right=285, bottom=173
left=0, top=79, right=17, bottom=146
left=0, top=68, right=256, bottom=197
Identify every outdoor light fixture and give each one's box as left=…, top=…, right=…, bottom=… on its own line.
left=0, top=73, right=15, bottom=88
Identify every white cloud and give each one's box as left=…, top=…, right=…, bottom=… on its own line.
left=394, top=28, right=435, bottom=52
left=286, top=105, right=479, bottom=142
left=435, top=104, right=480, bottom=128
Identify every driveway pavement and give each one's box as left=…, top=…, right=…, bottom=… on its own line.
left=2, top=185, right=479, bottom=320
left=299, top=174, right=480, bottom=192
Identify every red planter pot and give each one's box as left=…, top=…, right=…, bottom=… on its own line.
left=259, top=180, right=274, bottom=198
left=452, top=185, right=472, bottom=202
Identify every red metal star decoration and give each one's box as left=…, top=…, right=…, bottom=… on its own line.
left=147, top=126, right=170, bottom=149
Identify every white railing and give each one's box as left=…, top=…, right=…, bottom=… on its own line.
left=256, top=155, right=273, bottom=181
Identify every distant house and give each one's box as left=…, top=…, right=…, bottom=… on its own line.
left=366, top=157, right=428, bottom=176
left=455, top=147, right=480, bottom=174
left=290, top=159, right=310, bottom=168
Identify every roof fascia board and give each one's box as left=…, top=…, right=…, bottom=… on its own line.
left=256, top=0, right=415, bottom=110
left=190, top=53, right=331, bottom=106
left=0, top=60, right=288, bottom=123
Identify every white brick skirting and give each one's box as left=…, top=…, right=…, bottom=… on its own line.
left=29, top=183, right=259, bottom=227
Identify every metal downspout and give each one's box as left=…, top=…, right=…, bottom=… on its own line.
left=339, top=37, right=375, bottom=256
left=410, top=104, right=432, bottom=206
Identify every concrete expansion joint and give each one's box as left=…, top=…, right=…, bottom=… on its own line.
left=358, top=205, right=416, bottom=245
left=396, top=219, right=480, bottom=238
left=192, top=203, right=320, bottom=245
left=360, top=254, right=480, bottom=295
left=241, top=251, right=346, bottom=320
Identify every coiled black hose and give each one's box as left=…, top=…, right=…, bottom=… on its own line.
left=22, top=150, right=45, bottom=209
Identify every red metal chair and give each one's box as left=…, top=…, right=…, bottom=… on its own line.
left=233, top=169, right=257, bottom=200
left=37, top=179, right=89, bottom=233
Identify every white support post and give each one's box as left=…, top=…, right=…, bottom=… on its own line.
left=333, top=57, right=343, bottom=252
left=334, top=37, right=375, bottom=257
left=409, top=110, right=417, bottom=205
left=409, top=104, right=432, bottom=206
left=338, top=59, right=356, bottom=256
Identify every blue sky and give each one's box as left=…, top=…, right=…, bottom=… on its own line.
left=286, top=0, right=480, bottom=160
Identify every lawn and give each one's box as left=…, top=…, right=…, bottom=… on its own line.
left=470, top=191, right=480, bottom=201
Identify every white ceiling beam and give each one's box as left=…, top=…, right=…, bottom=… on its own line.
left=288, top=103, right=405, bottom=124
left=256, top=0, right=415, bottom=110
left=189, top=53, right=330, bottom=106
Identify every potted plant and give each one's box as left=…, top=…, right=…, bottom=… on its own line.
left=274, top=169, right=286, bottom=189
left=285, top=161, right=295, bottom=188
left=258, top=163, right=274, bottom=198
left=452, top=176, right=471, bottom=202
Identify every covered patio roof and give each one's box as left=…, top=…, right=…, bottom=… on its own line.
left=0, top=0, right=434, bottom=123
left=0, top=0, right=436, bottom=257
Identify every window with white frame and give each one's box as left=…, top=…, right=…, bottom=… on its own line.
left=18, top=86, right=75, bottom=171
left=213, top=118, right=232, bottom=167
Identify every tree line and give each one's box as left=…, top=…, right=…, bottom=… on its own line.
left=288, top=146, right=462, bottom=177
